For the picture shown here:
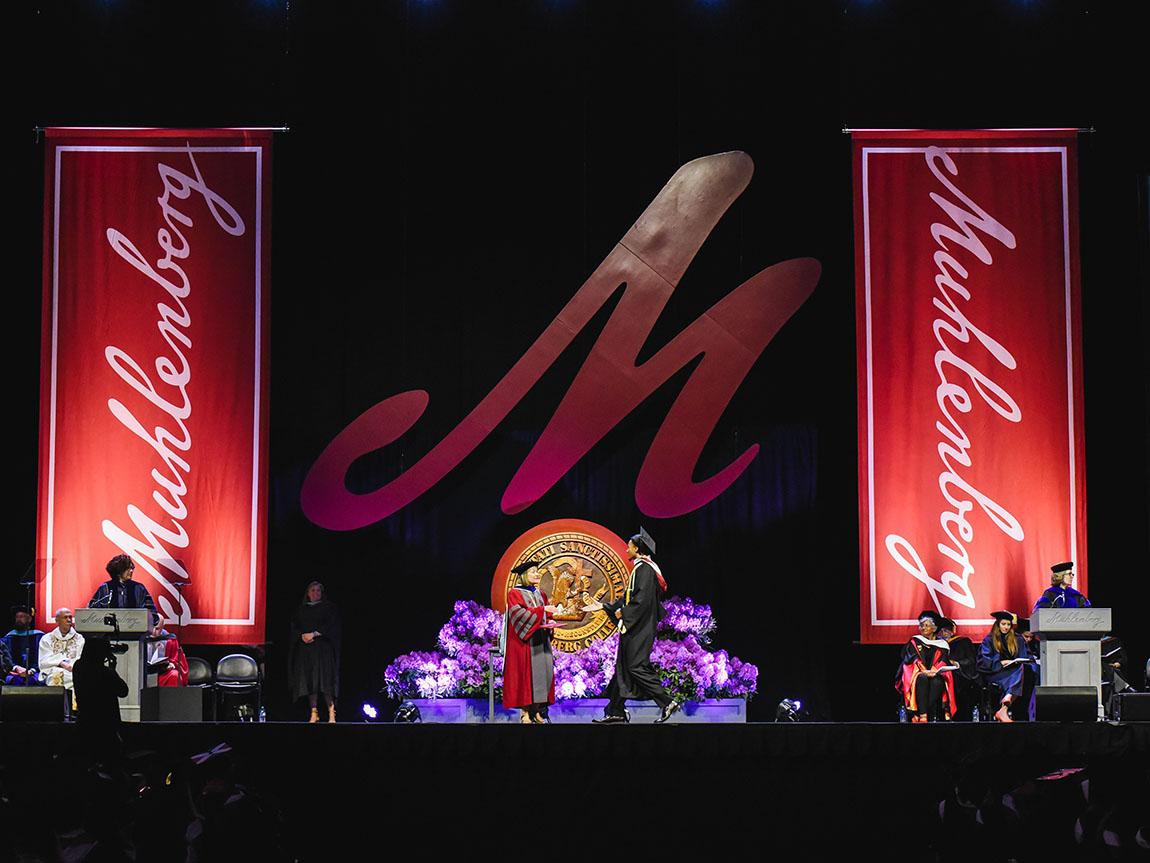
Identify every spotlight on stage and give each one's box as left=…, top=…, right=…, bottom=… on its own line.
left=775, top=698, right=808, bottom=722
left=362, top=702, right=379, bottom=722
left=393, top=700, right=422, bottom=723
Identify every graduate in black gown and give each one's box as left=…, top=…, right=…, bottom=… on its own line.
left=289, top=581, right=342, bottom=723
left=582, top=527, right=679, bottom=724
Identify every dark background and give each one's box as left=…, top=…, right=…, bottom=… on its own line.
left=8, top=0, right=1149, bottom=722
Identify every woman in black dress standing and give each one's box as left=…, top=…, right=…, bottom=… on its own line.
left=289, top=581, right=341, bottom=723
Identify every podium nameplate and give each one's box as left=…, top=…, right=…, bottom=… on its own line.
left=75, top=608, right=151, bottom=636
left=1030, top=608, right=1111, bottom=635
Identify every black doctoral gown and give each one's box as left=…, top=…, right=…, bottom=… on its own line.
left=288, top=599, right=342, bottom=701
left=946, top=635, right=982, bottom=720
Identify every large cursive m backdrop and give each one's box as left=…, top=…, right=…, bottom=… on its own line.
left=303, top=152, right=820, bottom=531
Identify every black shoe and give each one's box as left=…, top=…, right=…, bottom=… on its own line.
left=592, top=714, right=628, bottom=724
left=653, top=699, right=682, bottom=724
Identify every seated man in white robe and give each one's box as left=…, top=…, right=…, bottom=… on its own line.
left=39, top=607, right=85, bottom=690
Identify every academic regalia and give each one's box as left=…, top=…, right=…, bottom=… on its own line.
left=502, top=586, right=554, bottom=709
left=289, top=598, right=341, bottom=702
left=147, top=631, right=189, bottom=686
left=977, top=633, right=1028, bottom=698
left=89, top=579, right=159, bottom=625
left=2, top=628, right=44, bottom=685
left=945, top=635, right=982, bottom=720
left=4, top=628, right=44, bottom=675
left=898, top=635, right=956, bottom=720
left=1100, top=635, right=1130, bottom=717
left=600, top=557, right=673, bottom=712
left=1032, top=585, right=1090, bottom=612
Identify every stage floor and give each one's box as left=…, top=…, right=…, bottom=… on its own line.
left=2, top=720, right=1147, bottom=860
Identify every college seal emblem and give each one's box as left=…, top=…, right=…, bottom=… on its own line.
left=492, top=519, right=631, bottom=653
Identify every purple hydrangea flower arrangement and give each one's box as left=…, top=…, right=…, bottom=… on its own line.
left=384, top=596, right=756, bottom=703
left=657, top=596, right=718, bottom=643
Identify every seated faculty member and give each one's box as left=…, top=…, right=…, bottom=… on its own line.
left=4, top=605, right=44, bottom=684
left=977, top=611, right=1033, bottom=723
left=897, top=610, right=956, bottom=722
left=146, top=616, right=188, bottom=686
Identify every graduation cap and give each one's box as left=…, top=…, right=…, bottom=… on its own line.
left=631, top=526, right=656, bottom=556
left=511, top=560, right=538, bottom=575
left=939, top=617, right=957, bottom=631
left=917, top=609, right=942, bottom=625
left=1050, top=561, right=1074, bottom=573
left=990, top=610, right=1017, bottom=624
left=10, top=605, right=33, bottom=617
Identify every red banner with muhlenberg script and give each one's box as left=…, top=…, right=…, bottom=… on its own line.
left=38, top=129, right=271, bottom=644
left=853, top=130, right=1086, bottom=644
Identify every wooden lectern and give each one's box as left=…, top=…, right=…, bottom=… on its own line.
left=75, top=607, right=150, bottom=722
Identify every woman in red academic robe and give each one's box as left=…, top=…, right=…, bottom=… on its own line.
left=897, top=610, right=956, bottom=722
left=147, top=618, right=189, bottom=686
left=159, top=632, right=188, bottom=686
left=503, top=560, right=560, bottom=724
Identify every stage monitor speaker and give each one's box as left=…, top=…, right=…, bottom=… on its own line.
left=0, top=686, right=68, bottom=722
left=1033, top=686, right=1097, bottom=722
left=1114, top=692, right=1150, bottom=721
left=141, top=686, right=204, bottom=722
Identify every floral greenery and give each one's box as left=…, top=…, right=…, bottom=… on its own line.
left=383, top=597, right=757, bottom=702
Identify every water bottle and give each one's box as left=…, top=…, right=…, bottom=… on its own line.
left=972, top=704, right=979, bottom=722
left=898, top=704, right=907, bottom=723
left=258, top=706, right=267, bottom=723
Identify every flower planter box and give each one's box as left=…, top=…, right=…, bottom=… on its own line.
left=407, top=697, right=746, bottom=724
